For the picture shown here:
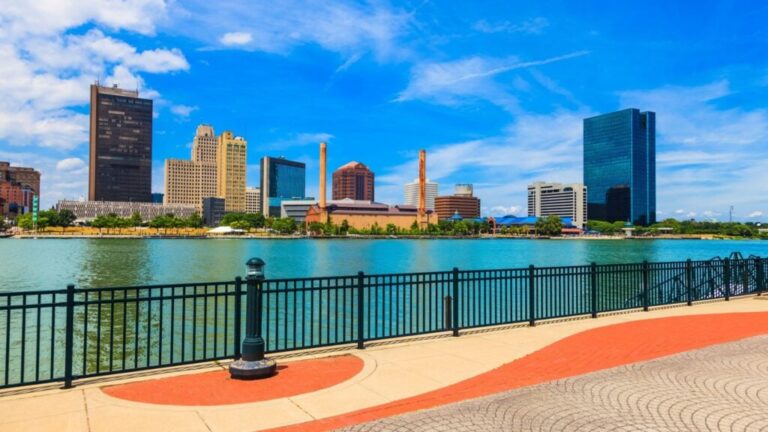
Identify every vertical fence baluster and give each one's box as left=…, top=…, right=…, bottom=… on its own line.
left=686, top=259, right=693, bottom=306
left=757, top=258, right=765, bottom=295
left=234, top=277, right=242, bottom=359
left=357, top=272, right=365, bottom=349
left=528, top=265, right=536, bottom=326
left=724, top=258, right=731, bottom=301
left=452, top=268, right=460, bottom=336
left=642, top=261, right=650, bottom=311
left=590, top=263, right=597, bottom=318
left=63, top=284, right=75, bottom=389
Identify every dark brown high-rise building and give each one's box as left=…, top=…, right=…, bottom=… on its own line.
left=332, top=161, right=374, bottom=201
left=89, top=84, right=153, bottom=202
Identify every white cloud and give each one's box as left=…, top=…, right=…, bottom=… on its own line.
left=173, top=1, right=410, bottom=59
left=748, top=211, right=764, bottom=218
left=473, top=17, right=549, bottom=35
left=396, top=51, right=589, bottom=110
left=170, top=104, right=198, bottom=117
left=375, top=110, right=588, bottom=211
left=56, top=157, right=86, bottom=172
left=220, top=32, right=253, bottom=46
left=622, top=80, right=768, bottom=219
left=264, top=132, right=334, bottom=151
left=0, top=0, right=167, bottom=37
left=0, top=5, right=187, bottom=151
left=488, top=205, right=522, bottom=216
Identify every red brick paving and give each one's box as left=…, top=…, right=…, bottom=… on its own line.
left=268, top=312, right=768, bottom=432
left=103, top=354, right=363, bottom=406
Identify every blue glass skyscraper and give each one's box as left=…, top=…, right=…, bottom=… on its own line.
left=260, top=156, right=306, bottom=217
left=583, top=108, right=656, bottom=226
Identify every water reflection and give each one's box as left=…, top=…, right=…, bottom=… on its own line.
left=1, top=238, right=766, bottom=292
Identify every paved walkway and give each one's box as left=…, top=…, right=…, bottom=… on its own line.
left=340, top=335, right=768, bottom=431
left=1, top=298, right=767, bottom=432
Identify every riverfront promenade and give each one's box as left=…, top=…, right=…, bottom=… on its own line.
left=2, top=298, right=768, bottom=431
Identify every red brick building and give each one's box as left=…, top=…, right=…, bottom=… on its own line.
left=332, top=162, right=374, bottom=201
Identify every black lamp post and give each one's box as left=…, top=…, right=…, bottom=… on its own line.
left=229, top=257, right=277, bottom=379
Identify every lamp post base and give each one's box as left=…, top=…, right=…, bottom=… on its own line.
left=229, top=358, right=277, bottom=380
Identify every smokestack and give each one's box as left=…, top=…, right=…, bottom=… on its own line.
left=418, top=149, right=426, bottom=217
left=319, top=142, right=327, bottom=209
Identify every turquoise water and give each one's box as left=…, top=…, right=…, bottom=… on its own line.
left=0, top=238, right=766, bottom=292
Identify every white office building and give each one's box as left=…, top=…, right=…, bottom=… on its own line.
left=527, top=182, right=588, bottom=228
left=404, top=179, right=438, bottom=211
left=246, top=187, right=261, bottom=214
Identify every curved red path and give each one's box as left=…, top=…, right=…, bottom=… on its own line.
left=103, top=355, right=363, bottom=406
left=269, top=312, right=768, bottom=432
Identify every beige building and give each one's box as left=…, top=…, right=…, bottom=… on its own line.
left=217, top=131, right=247, bottom=212
left=164, top=125, right=219, bottom=211
left=404, top=178, right=438, bottom=211
left=246, top=187, right=261, bottom=214
left=527, top=181, right=588, bottom=228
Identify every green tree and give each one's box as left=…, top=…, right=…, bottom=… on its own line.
left=369, top=222, right=382, bottom=235
left=129, top=212, right=143, bottom=227
left=386, top=223, right=398, bottom=235
left=271, top=217, right=297, bottom=234
left=409, top=220, right=420, bottom=235
left=339, top=219, right=350, bottom=235
left=307, top=221, right=324, bottom=235
left=535, top=215, right=563, bottom=236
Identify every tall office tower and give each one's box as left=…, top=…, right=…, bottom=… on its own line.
left=404, top=178, right=438, bottom=210
left=527, top=181, right=588, bottom=228
left=332, top=161, right=374, bottom=201
left=245, top=187, right=261, bottom=214
left=217, top=131, right=247, bottom=212
left=192, top=124, right=218, bottom=201
left=89, top=84, right=153, bottom=202
left=260, top=156, right=306, bottom=217
left=164, top=125, right=219, bottom=210
left=584, top=108, right=656, bottom=225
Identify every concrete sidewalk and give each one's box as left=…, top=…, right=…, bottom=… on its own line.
left=1, top=297, right=767, bottom=432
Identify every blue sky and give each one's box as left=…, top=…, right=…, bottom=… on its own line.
left=1, top=1, right=767, bottom=221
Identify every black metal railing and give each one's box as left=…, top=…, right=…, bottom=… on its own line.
left=1, top=255, right=766, bottom=389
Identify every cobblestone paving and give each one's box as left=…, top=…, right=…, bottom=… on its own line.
left=340, top=336, right=768, bottom=432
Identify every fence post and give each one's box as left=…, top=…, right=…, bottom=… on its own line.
left=234, top=276, right=243, bottom=359
left=590, top=263, right=598, bottom=318
left=686, top=259, right=693, bottom=306
left=357, top=271, right=365, bottom=349
left=528, top=265, right=536, bottom=326
left=757, top=258, right=765, bottom=296
left=452, top=267, right=459, bottom=337
left=724, top=258, right=731, bottom=301
left=63, top=284, right=75, bottom=389
left=642, top=261, right=650, bottom=311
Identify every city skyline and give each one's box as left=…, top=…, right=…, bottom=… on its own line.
left=0, top=2, right=766, bottom=221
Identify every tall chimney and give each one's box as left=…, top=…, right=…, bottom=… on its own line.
left=418, top=149, right=426, bottom=217
left=319, top=142, right=327, bottom=210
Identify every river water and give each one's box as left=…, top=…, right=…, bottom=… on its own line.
left=0, top=238, right=766, bottom=292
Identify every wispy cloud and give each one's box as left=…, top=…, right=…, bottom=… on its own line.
left=395, top=51, right=589, bottom=110
left=473, top=17, right=549, bottom=35
left=172, top=0, right=411, bottom=60
left=263, top=132, right=334, bottom=152
left=170, top=104, right=198, bottom=118
left=375, top=110, right=588, bottom=210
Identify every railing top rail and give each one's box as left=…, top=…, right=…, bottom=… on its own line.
left=76, top=280, right=237, bottom=292
left=0, top=289, right=68, bottom=297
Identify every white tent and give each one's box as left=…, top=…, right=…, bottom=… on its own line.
left=207, top=226, right=245, bottom=235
